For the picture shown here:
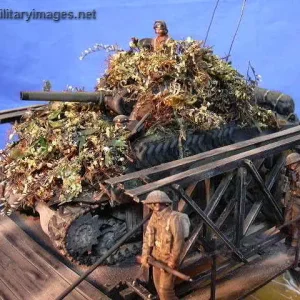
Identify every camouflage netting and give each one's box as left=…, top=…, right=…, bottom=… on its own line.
left=0, top=103, right=130, bottom=211
left=97, top=39, right=277, bottom=131
left=0, top=38, right=277, bottom=211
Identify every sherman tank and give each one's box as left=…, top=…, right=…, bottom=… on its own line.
left=0, top=38, right=298, bottom=266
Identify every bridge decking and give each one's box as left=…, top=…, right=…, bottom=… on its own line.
left=0, top=215, right=110, bottom=300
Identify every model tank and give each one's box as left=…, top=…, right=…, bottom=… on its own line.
left=0, top=37, right=298, bottom=266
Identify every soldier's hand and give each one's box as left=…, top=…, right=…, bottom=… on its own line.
left=129, top=37, right=139, bottom=48
left=167, top=261, right=176, bottom=269
left=140, top=255, right=150, bottom=268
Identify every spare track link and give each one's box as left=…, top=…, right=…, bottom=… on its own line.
left=133, top=127, right=235, bottom=168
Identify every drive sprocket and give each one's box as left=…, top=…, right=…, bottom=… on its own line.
left=66, top=212, right=101, bottom=256
left=48, top=204, right=142, bottom=265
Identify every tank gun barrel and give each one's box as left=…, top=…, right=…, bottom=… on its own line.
left=20, top=90, right=127, bottom=115
left=20, top=91, right=113, bottom=103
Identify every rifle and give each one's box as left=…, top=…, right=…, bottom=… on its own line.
left=136, top=255, right=192, bottom=282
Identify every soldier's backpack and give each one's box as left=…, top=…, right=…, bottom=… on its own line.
left=166, top=211, right=191, bottom=239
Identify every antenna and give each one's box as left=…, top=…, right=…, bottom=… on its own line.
left=226, top=0, right=247, bottom=61
left=204, top=0, right=221, bottom=46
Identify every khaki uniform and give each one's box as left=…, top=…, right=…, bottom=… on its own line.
left=142, top=206, right=185, bottom=300
left=152, top=36, right=171, bottom=51
left=285, top=166, right=300, bottom=246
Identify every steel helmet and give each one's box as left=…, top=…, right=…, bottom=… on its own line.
left=286, top=152, right=300, bottom=166
left=153, top=20, right=168, bottom=34
left=143, top=190, right=172, bottom=204
left=113, top=115, right=129, bottom=123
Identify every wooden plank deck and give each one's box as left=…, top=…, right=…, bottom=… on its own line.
left=0, top=215, right=111, bottom=300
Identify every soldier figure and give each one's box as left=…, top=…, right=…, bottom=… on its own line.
left=152, top=20, right=171, bottom=51
left=141, top=190, right=190, bottom=300
left=130, top=20, right=171, bottom=51
left=284, top=152, right=300, bottom=247
left=113, top=115, right=129, bottom=129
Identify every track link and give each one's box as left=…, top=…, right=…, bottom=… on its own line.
left=48, top=204, right=142, bottom=265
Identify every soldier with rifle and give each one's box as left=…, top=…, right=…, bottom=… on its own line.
left=140, top=190, right=190, bottom=300
left=284, top=152, right=300, bottom=247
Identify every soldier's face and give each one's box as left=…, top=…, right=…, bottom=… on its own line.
left=290, top=163, right=300, bottom=171
left=155, top=27, right=165, bottom=36
left=147, top=203, right=165, bottom=212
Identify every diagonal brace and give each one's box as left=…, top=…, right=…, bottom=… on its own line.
left=215, top=197, right=236, bottom=229
left=243, top=155, right=285, bottom=234
left=179, top=173, right=234, bottom=264
left=243, top=159, right=283, bottom=222
left=235, top=167, right=247, bottom=247
left=172, top=184, right=247, bottom=263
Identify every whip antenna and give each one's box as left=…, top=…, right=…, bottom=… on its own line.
left=204, top=0, right=221, bottom=46
left=226, top=0, right=247, bottom=61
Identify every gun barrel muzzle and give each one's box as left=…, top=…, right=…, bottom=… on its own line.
left=20, top=91, right=112, bottom=103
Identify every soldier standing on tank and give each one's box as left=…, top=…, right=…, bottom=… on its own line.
left=284, top=152, right=300, bottom=247
left=131, top=20, right=171, bottom=51
left=152, top=20, right=171, bottom=51
left=140, top=190, right=190, bottom=300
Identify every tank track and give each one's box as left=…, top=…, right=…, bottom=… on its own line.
left=100, top=241, right=142, bottom=265
left=48, top=204, right=142, bottom=265
left=133, top=126, right=237, bottom=168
